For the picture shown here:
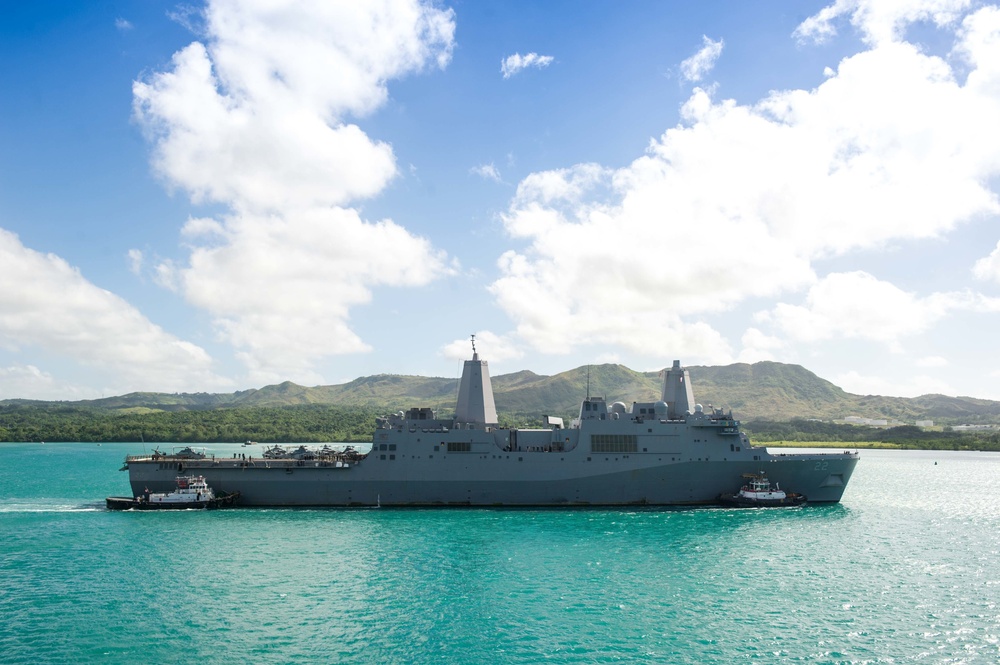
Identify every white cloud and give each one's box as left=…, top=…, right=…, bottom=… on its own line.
left=834, top=369, right=955, bottom=397
left=470, top=163, right=502, bottom=182
left=0, top=229, right=226, bottom=397
left=915, top=355, right=949, bottom=367
left=759, top=271, right=1000, bottom=344
left=441, top=331, right=524, bottom=365
left=115, top=17, right=133, bottom=32
left=134, top=0, right=457, bottom=383
left=0, top=365, right=90, bottom=401
left=680, top=36, right=724, bottom=82
left=175, top=207, right=451, bottom=383
left=794, top=0, right=972, bottom=46
left=127, top=248, right=143, bottom=275
left=166, top=5, right=204, bottom=34
left=152, top=258, right=179, bottom=292
left=490, top=7, right=1000, bottom=362
left=501, top=52, right=554, bottom=79
left=973, top=239, right=1000, bottom=283
left=594, top=351, right=623, bottom=365
left=738, top=328, right=786, bottom=363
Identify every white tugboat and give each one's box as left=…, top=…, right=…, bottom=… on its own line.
left=718, top=472, right=807, bottom=507
left=106, top=475, right=240, bottom=510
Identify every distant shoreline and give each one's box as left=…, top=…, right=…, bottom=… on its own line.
left=6, top=440, right=999, bottom=453
left=764, top=440, right=897, bottom=449
left=763, top=440, right=1000, bottom=452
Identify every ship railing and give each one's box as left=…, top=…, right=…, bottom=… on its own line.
left=125, top=453, right=367, bottom=468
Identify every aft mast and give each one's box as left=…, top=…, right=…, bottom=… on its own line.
left=454, top=334, right=499, bottom=427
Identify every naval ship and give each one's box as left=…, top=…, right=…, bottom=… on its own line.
left=122, top=345, right=858, bottom=506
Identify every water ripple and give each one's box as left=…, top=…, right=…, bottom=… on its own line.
left=2, top=446, right=1000, bottom=663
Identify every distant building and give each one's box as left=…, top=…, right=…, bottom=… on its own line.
left=915, top=420, right=934, bottom=427
left=843, top=416, right=888, bottom=426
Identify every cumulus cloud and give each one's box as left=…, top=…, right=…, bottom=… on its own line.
left=0, top=229, right=226, bottom=397
left=501, top=52, right=554, bottom=79
left=490, top=3, right=1000, bottom=364
left=134, top=0, right=455, bottom=211
left=133, top=0, right=457, bottom=383
left=115, top=17, right=133, bottom=31
left=178, top=207, right=449, bottom=382
left=680, top=36, right=724, bottom=82
left=758, top=271, right=1000, bottom=345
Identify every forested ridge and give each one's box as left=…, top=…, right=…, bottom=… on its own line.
left=2, top=404, right=999, bottom=450
left=744, top=419, right=1000, bottom=451
left=7, top=359, right=1000, bottom=425
left=4, top=359, right=1000, bottom=448
left=0, top=404, right=381, bottom=443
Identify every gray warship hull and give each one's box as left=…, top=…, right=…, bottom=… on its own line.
left=125, top=451, right=855, bottom=506
left=122, top=350, right=859, bottom=506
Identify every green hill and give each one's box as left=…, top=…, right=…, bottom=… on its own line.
left=3, top=361, right=999, bottom=425
left=685, top=362, right=856, bottom=421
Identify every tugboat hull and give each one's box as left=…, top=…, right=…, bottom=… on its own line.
left=718, top=492, right=807, bottom=507
left=105, top=492, right=240, bottom=510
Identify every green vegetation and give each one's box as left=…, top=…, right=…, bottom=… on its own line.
left=763, top=440, right=902, bottom=449
left=4, top=359, right=1000, bottom=448
left=0, top=404, right=381, bottom=443
left=2, top=404, right=998, bottom=451
left=746, top=419, right=1000, bottom=451
left=8, top=359, right=997, bottom=425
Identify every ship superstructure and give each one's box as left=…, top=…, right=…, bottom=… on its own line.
left=123, top=344, right=858, bottom=506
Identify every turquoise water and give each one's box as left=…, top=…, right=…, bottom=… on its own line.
left=1, top=443, right=998, bottom=664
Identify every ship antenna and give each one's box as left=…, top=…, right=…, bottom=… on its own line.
left=471, top=334, right=476, bottom=355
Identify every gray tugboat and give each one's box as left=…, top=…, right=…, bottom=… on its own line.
left=120, top=339, right=858, bottom=506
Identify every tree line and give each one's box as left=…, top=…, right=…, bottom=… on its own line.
left=0, top=404, right=382, bottom=443
left=744, top=418, right=1000, bottom=451
left=2, top=405, right=999, bottom=450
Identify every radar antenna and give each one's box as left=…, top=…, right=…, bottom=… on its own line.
left=471, top=334, right=477, bottom=355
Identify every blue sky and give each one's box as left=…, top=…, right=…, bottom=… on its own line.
left=3, top=0, right=1000, bottom=404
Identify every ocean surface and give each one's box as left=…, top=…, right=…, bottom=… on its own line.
left=1, top=443, right=998, bottom=664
